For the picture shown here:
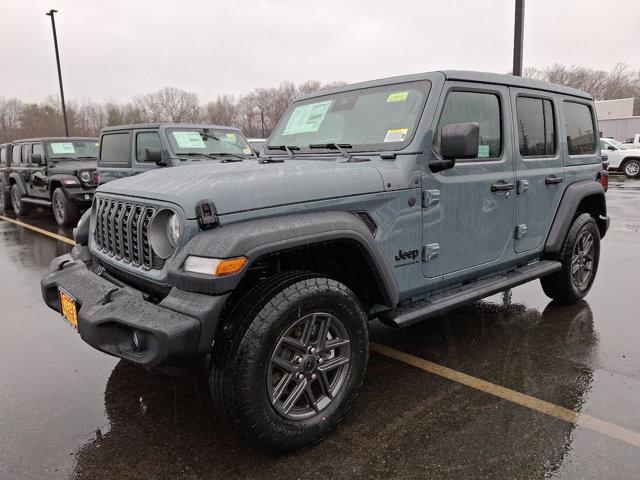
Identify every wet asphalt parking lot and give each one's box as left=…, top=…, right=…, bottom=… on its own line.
left=1, top=176, right=639, bottom=480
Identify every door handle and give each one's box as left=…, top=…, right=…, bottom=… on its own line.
left=545, top=175, right=563, bottom=185
left=491, top=181, right=515, bottom=192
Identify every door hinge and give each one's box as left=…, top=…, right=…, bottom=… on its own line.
left=422, top=189, right=440, bottom=208
left=422, top=243, right=440, bottom=262
left=515, top=224, right=527, bottom=239
left=516, top=179, right=529, bottom=194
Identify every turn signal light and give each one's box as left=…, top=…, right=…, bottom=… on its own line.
left=215, top=257, right=248, bottom=276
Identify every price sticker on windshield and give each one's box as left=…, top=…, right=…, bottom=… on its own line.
left=384, top=128, right=408, bottom=143
left=387, top=92, right=409, bottom=103
left=50, top=142, right=76, bottom=154
left=173, top=131, right=206, bottom=149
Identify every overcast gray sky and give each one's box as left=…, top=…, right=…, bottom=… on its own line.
left=1, top=0, right=638, bottom=103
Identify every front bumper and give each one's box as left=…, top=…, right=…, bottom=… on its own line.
left=41, top=247, right=229, bottom=367
left=64, top=186, right=95, bottom=205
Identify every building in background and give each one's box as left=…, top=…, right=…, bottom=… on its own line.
left=596, top=98, right=640, bottom=141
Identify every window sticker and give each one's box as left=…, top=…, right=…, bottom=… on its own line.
left=221, top=133, right=237, bottom=143
left=243, top=147, right=253, bottom=155
left=282, top=100, right=332, bottom=135
left=50, top=142, right=76, bottom=154
left=384, top=128, right=409, bottom=143
left=172, top=131, right=206, bottom=149
left=387, top=92, right=409, bottom=103
left=478, top=145, right=490, bottom=158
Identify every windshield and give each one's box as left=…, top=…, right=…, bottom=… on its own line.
left=603, top=138, right=628, bottom=150
left=268, top=80, right=431, bottom=154
left=166, top=128, right=254, bottom=158
left=46, top=140, right=98, bottom=160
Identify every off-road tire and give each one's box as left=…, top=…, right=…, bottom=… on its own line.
left=10, top=184, right=30, bottom=216
left=52, top=188, right=79, bottom=227
left=0, top=185, right=11, bottom=212
left=210, top=272, right=369, bottom=452
left=622, top=158, right=640, bottom=179
left=541, top=213, right=600, bottom=304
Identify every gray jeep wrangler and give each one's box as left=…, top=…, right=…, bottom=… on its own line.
left=41, top=71, right=609, bottom=451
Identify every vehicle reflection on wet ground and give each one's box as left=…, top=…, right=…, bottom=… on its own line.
left=1, top=178, right=638, bottom=479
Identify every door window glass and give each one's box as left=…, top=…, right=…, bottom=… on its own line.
left=12, top=146, right=21, bottom=165
left=434, top=90, right=501, bottom=159
left=516, top=96, right=556, bottom=156
left=0, top=147, right=6, bottom=166
left=21, top=144, right=31, bottom=163
left=99, top=133, right=131, bottom=166
left=135, top=132, right=162, bottom=162
left=32, top=143, right=43, bottom=156
left=564, top=101, right=596, bottom=155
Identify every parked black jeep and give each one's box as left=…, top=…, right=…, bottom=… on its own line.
left=6, top=137, right=99, bottom=226
left=0, top=143, right=11, bottom=211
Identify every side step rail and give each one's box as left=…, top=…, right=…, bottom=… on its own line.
left=378, top=260, right=562, bottom=328
left=21, top=197, right=52, bottom=207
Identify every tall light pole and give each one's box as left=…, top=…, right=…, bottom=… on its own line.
left=512, top=0, right=525, bottom=76
left=46, top=9, right=69, bottom=137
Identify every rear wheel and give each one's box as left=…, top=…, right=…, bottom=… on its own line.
left=541, top=213, right=600, bottom=304
left=52, top=188, right=79, bottom=227
left=210, top=273, right=369, bottom=452
left=623, top=159, right=640, bottom=178
left=10, top=184, right=30, bottom=216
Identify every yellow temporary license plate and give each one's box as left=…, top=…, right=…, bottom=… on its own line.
left=59, top=289, right=78, bottom=330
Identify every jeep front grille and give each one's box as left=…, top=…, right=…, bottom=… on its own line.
left=94, top=198, right=161, bottom=270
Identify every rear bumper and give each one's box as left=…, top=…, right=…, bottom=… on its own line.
left=41, top=248, right=229, bottom=367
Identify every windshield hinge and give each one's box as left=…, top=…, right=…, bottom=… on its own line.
left=196, top=200, right=218, bottom=230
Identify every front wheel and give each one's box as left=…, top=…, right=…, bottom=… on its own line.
left=52, top=188, right=79, bottom=227
left=541, top=213, right=600, bottom=304
left=623, top=159, right=640, bottom=179
left=210, top=274, right=369, bottom=452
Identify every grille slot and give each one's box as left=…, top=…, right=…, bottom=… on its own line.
left=94, top=197, right=161, bottom=270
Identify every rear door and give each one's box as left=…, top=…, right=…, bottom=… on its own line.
left=510, top=90, right=564, bottom=253
left=98, top=132, right=132, bottom=183
left=422, top=83, right=516, bottom=281
left=29, top=143, right=49, bottom=198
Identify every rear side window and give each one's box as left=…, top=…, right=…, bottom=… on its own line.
left=434, top=90, right=502, bottom=159
left=564, top=101, right=596, bottom=155
left=136, top=132, right=162, bottom=162
left=0, top=147, right=6, bottom=166
left=12, top=146, right=21, bottom=165
left=516, top=96, right=555, bottom=156
left=100, top=133, right=131, bottom=166
left=21, top=144, right=31, bottom=163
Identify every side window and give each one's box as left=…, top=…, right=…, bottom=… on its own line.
left=21, top=144, right=31, bottom=163
left=516, top=96, right=556, bottom=157
left=12, top=146, right=21, bottom=165
left=0, top=147, right=6, bottom=166
left=135, top=132, right=162, bottom=162
left=564, top=101, right=596, bottom=155
left=434, top=90, right=502, bottom=159
left=32, top=143, right=43, bottom=156
left=99, top=133, right=131, bottom=166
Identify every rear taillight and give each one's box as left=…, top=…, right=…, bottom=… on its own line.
left=598, top=171, right=609, bottom=191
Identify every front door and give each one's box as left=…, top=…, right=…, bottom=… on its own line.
left=510, top=90, right=564, bottom=253
left=422, top=83, right=516, bottom=281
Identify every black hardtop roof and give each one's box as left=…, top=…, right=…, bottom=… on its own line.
left=101, top=123, right=244, bottom=134
left=11, top=137, right=98, bottom=144
left=296, top=70, right=592, bottom=101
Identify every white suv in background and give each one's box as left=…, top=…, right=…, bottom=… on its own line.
left=600, top=137, right=640, bottom=178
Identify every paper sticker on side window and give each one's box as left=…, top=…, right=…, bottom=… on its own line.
left=50, top=142, right=76, bottom=154
left=387, top=92, right=409, bottom=103
left=478, top=145, right=490, bottom=158
left=384, top=128, right=409, bottom=143
left=173, top=131, right=206, bottom=149
left=282, top=101, right=332, bottom=135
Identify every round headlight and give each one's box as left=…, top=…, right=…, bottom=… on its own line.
left=149, top=209, right=180, bottom=259
left=168, top=213, right=180, bottom=247
left=80, top=170, right=92, bottom=183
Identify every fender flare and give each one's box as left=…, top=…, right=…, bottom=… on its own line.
left=167, top=211, right=400, bottom=307
left=545, top=180, right=607, bottom=253
left=48, top=174, right=80, bottom=197
left=8, top=172, right=28, bottom=196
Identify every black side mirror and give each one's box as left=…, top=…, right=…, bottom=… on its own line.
left=429, top=122, right=480, bottom=173
left=145, top=147, right=165, bottom=166
left=607, top=145, right=616, bottom=151
left=30, top=153, right=44, bottom=165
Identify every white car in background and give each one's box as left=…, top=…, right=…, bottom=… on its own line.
left=600, top=137, right=640, bottom=178
left=622, top=134, right=640, bottom=149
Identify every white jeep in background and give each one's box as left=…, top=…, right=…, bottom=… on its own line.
left=600, top=137, right=640, bottom=178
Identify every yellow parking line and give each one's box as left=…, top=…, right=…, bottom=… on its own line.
left=0, top=215, right=76, bottom=245
left=371, top=342, right=640, bottom=448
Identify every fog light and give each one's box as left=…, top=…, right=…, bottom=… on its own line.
left=84, top=194, right=91, bottom=200
left=131, top=329, right=146, bottom=352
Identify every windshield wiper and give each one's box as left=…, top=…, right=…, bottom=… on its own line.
left=179, top=152, right=218, bottom=161
left=213, top=152, right=244, bottom=162
left=309, top=143, right=353, bottom=160
left=267, top=145, right=299, bottom=158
